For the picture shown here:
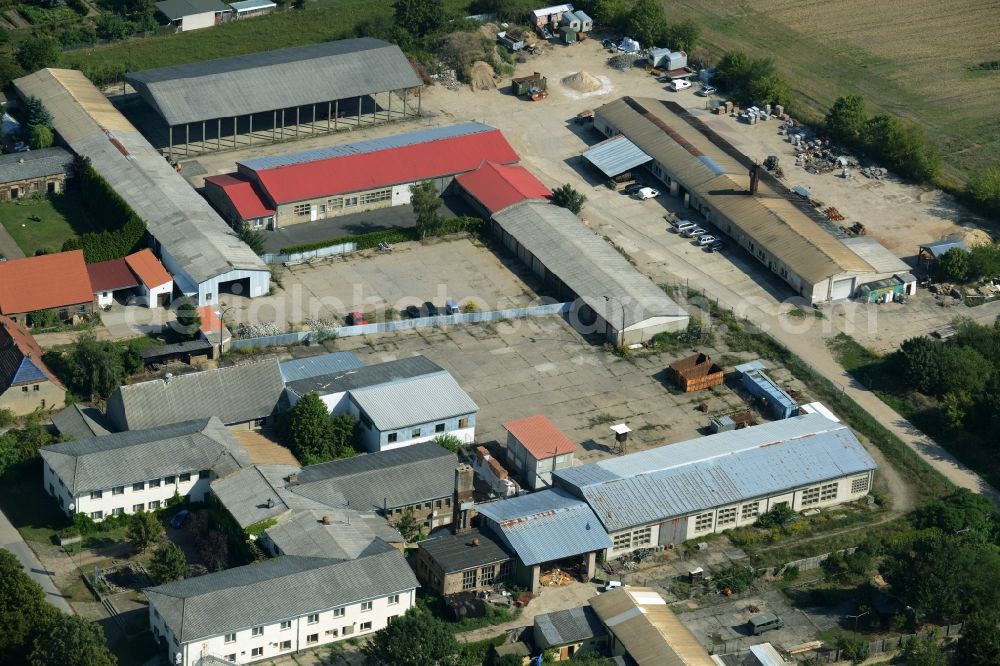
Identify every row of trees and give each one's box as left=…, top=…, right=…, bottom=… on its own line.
left=895, top=319, right=1000, bottom=431
left=61, top=160, right=147, bottom=263
left=824, top=95, right=941, bottom=183
left=934, top=243, right=1000, bottom=283
left=0, top=549, right=117, bottom=665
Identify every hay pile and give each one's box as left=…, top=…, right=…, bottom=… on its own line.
left=954, top=228, right=993, bottom=247
left=561, top=71, right=602, bottom=92
left=469, top=61, right=497, bottom=91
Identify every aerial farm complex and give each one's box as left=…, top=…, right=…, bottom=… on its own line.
left=0, top=2, right=996, bottom=666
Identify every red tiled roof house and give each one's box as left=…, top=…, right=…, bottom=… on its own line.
left=87, top=249, right=174, bottom=309
left=503, top=414, right=578, bottom=491
left=203, top=122, right=520, bottom=230
left=0, top=315, right=65, bottom=414
left=0, top=250, right=93, bottom=325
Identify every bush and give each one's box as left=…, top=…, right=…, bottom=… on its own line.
left=755, top=504, right=796, bottom=529
left=73, top=512, right=96, bottom=535
left=65, top=164, right=146, bottom=262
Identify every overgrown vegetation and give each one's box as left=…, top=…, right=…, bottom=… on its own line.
left=43, top=332, right=145, bottom=402
left=551, top=184, right=586, bottom=215
left=713, top=50, right=790, bottom=108
left=280, top=393, right=358, bottom=465
left=829, top=320, right=1000, bottom=488
left=61, top=162, right=146, bottom=263
left=824, top=95, right=941, bottom=183
left=278, top=216, right=484, bottom=255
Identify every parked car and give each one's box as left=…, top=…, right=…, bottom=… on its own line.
left=445, top=299, right=459, bottom=315
left=623, top=182, right=643, bottom=195
left=748, top=613, right=784, bottom=636
left=423, top=301, right=440, bottom=317
left=697, top=235, right=717, bottom=246
left=686, top=228, right=707, bottom=238
left=670, top=79, right=692, bottom=92
left=708, top=240, right=724, bottom=252
left=675, top=221, right=696, bottom=233
left=170, top=510, right=191, bottom=529
left=346, top=311, right=368, bottom=326
left=405, top=305, right=422, bottom=319
left=635, top=187, right=660, bottom=200
left=696, top=85, right=718, bottom=97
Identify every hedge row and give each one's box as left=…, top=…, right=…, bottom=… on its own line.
left=278, top=216, right=484, bottom=256
left=62, top=164, right=146, bottom=262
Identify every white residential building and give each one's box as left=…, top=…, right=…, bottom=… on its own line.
left=39, top=417, right=250, bottom=520
left=553, top=413, right=877, bottom=557
left=145, top=548, right=418, bottom=666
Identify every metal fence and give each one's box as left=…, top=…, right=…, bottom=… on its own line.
left=261, top=241, right=358, bottom=265
left=230, top=302, right=571, bottom=350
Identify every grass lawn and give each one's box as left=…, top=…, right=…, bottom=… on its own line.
left=0, top=463, right=72, bottom=547
left=0, top=190, right=102, bottom=257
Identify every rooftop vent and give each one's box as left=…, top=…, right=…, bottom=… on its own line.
left=470, top=538, right=480, bottom=546
left=321, top=515, right=331, bottom=525
left=288, top=473, right=298, bottom=484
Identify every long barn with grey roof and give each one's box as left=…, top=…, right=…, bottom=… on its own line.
left=40, top=417, right=249, bottom=521
left=124, top=38, right=423, bottom=157
left=145, top=549, right=419, bottom=666
left=553, top=412, right=877, bottom=556
left=12, top=69, right=270, bottom=305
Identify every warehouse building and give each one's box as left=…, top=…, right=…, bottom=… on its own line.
left=553, top=413, right=877, bottom=557
left=125, top=38, right=423, bottom=157
left=591, top=97, right=911, bottom=304
left=453, top=161, right=552, bottom=218
left=13, top=69, right=270, bottom=306
left=490, top=201, right=689, bottom=345
left=204, top=123, right=518, bottom=230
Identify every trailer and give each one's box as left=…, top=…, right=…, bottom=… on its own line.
left=512, top=72, right=548, bottom=96
left=497, top=31, right=524, bottom=52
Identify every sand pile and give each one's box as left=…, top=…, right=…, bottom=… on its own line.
left=469, top=61, right=497, bottom=91
left=561, top=71, right=603, bottom=92
left=958, top=228, right=993, bottom=247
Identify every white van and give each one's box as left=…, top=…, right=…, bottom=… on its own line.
left=670, top=79, right=692, bottom=92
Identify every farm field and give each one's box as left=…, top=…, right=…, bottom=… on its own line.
left=669, top=0, right=1000, bottom=187
left=0, top=190, right=100, bottom=256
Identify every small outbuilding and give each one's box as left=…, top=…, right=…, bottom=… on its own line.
left=415, top=528, right=514, bottom=596
left=917, top=239, right=969, bottom=269
left=533, top=606, right=609, bottom=660
left=736, top=361, right=798, bottom=420
left=227, top=0, right=274, bottom=19
left=667, top=352, right=723, bottom=393
left=503, top=414, right=577, bottom=490
left=0, top=147, right=71, bottom=200
left=154, top=0, right=229, bottom=31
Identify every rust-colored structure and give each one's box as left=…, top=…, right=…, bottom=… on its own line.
left=667, top=352, right=723, bottom=393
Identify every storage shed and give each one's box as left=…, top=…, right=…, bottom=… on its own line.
left=667, top=352, right=723, bottom=392
left=560, top=10, right=581, bottom=31
left=575, top=10, right=592, bottom=32
left=735, top=361, right=797, bottom=420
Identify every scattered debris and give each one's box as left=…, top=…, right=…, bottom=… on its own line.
left=823, top=207, right=845, bottom=222
left=860, top=166, right=888, bottom=180
left=430, top=68, right=460, bottom=91
left=235, top=321, right=283, bottom=339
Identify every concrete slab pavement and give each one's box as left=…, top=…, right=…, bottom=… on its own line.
left=0, top=508, right=73, bottom=614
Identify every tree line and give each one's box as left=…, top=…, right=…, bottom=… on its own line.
left=60, top=159, right=147, bottom=263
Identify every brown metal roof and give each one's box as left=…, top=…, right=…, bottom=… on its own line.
left=589, top=587, right=715, bottom=666
left=595, top=98, right=876, bottom=285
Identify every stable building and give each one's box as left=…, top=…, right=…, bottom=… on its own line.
left=591, top=97, right=907, bottom=304
left=0, top=147, right=71, bottom=200
left=125, top=38, right=424, bottom=158
left=453, top=160, right=552, bottom=217
left=204, top=123, right=519, bottom=230
left=491, top=201, right=689, bottom=345
left=14, top=69, right=270, bottom=306
left=0, top=316, right=65, bottom=415
left=553, top=413, right=877, bottom=557
left=476, top=488, right=611, bottom=593
left=0, top=249, right=94, bottom=324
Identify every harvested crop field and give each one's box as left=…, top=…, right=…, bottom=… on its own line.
left=669, top=0, right=1000, bottom=186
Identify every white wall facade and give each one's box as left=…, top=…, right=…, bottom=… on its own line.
left=604, top=471, right=875, bottom=557
left=135, top=280, right=174, bottom=308
left=179, top=10, right=217, bottom=30
left=505, top=434, right=574, bottom=491
left=149, top=587, right=416, bottom=666
left=95, top=291, right=114, bottom=308
left=391, top=183, right=413, bottom=206
left=43, top=460, right=213, bottom=520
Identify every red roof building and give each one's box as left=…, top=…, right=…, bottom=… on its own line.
left=0, top=250, right=93, bottom=322
left=87, top=249, right=174, bottom=309
left=88, top=258, right=140, bottom=294
left=203, top=123, right=520, bottom=229
left=454, top=161, right=552, bottom=215
left=503, top=414, right=578, bottom=490
left=125, top=249, right=173, bottom=290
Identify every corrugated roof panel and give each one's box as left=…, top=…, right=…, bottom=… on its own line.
left=581, top=135, right=652, bottom=178
left=554, top=414, right=876, bottom=532
left=279, top=352, right=364, bottom=383
left=349, top=371, right=478, bottom=432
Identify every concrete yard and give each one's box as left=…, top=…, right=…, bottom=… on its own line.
left=306, top=315, right=751, bottom=461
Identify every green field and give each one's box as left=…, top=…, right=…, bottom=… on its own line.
left=0, top=190, right=101, bottom=257
left=669, top=0, right=1000, bottom=188
left=59, top=0, right=473, bottom=80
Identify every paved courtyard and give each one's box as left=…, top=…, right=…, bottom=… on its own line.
left=302, top=315, right=753, bottom=459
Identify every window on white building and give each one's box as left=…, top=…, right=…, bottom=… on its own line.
left=342, top=625, right=354, bottom=636
left=224, top=633, right=236, bottom=644
left=411, top=428, right=421, bottom=438
left=435, top=423, right=445, bottom=433
left=694, top=513, right=713, bottom=532
left=388, top=594, right=400, bottom=605
left=91, top=510, right=103, bottom=520
left=294, top=204, right=310, bottom=216
left=801, top=487, right=821, bottom=506
left=251, top=626, right=263, bottom=637
left=148, top=478, right=161, bottom=488
left=251, top=647, right=263, bottom=657
left=307, top=613, right=319, bottom=624
left=279, top=640, right=291, bottom=651
left=632, top=527, right=652, bottom=547
left=717, top=507, right=737, bottom=526
left=148, top=500, right=160, bottom=510
left=333, top=607, right=345, bottom=618
left=179, top=473, right=191, bottom=482
left=387, top=433, right=398, bottom=443
left=112, top=486, right=124, bottom=496
left=133, top=482, right=144, bottom=491
left=741, top=502, right=760, bottom=519
left=612, top=532, right=631, bottom=551
left=112, top=508, right=124, bottom=516
left=133, top=503, right=144, bottom=512
left=820, top=483, right=839, bottom=501
left=225, top=654, right=235, bottom=663
left=361, top=601, right=373, bottom=612
left=280, top=620, right=291, bottom=630
left=851, top=476, right=870, bottom=494
left=91, top=490, right=103, bottom=500
left=306, top=633, right=319, bottom=644
left=458, top=417, right=469, bottom=429
left=462, top=569, right=476, bottom=590
left=165, top=476, right=175, bottom=484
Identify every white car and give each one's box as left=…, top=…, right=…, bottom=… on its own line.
left=635, top=187, right=660, bottom=200
left=670, top=79, right=692, bottom=92
left=686, top=227, right=707, bottom=238
left=698, top=235, right=717, bottom=246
